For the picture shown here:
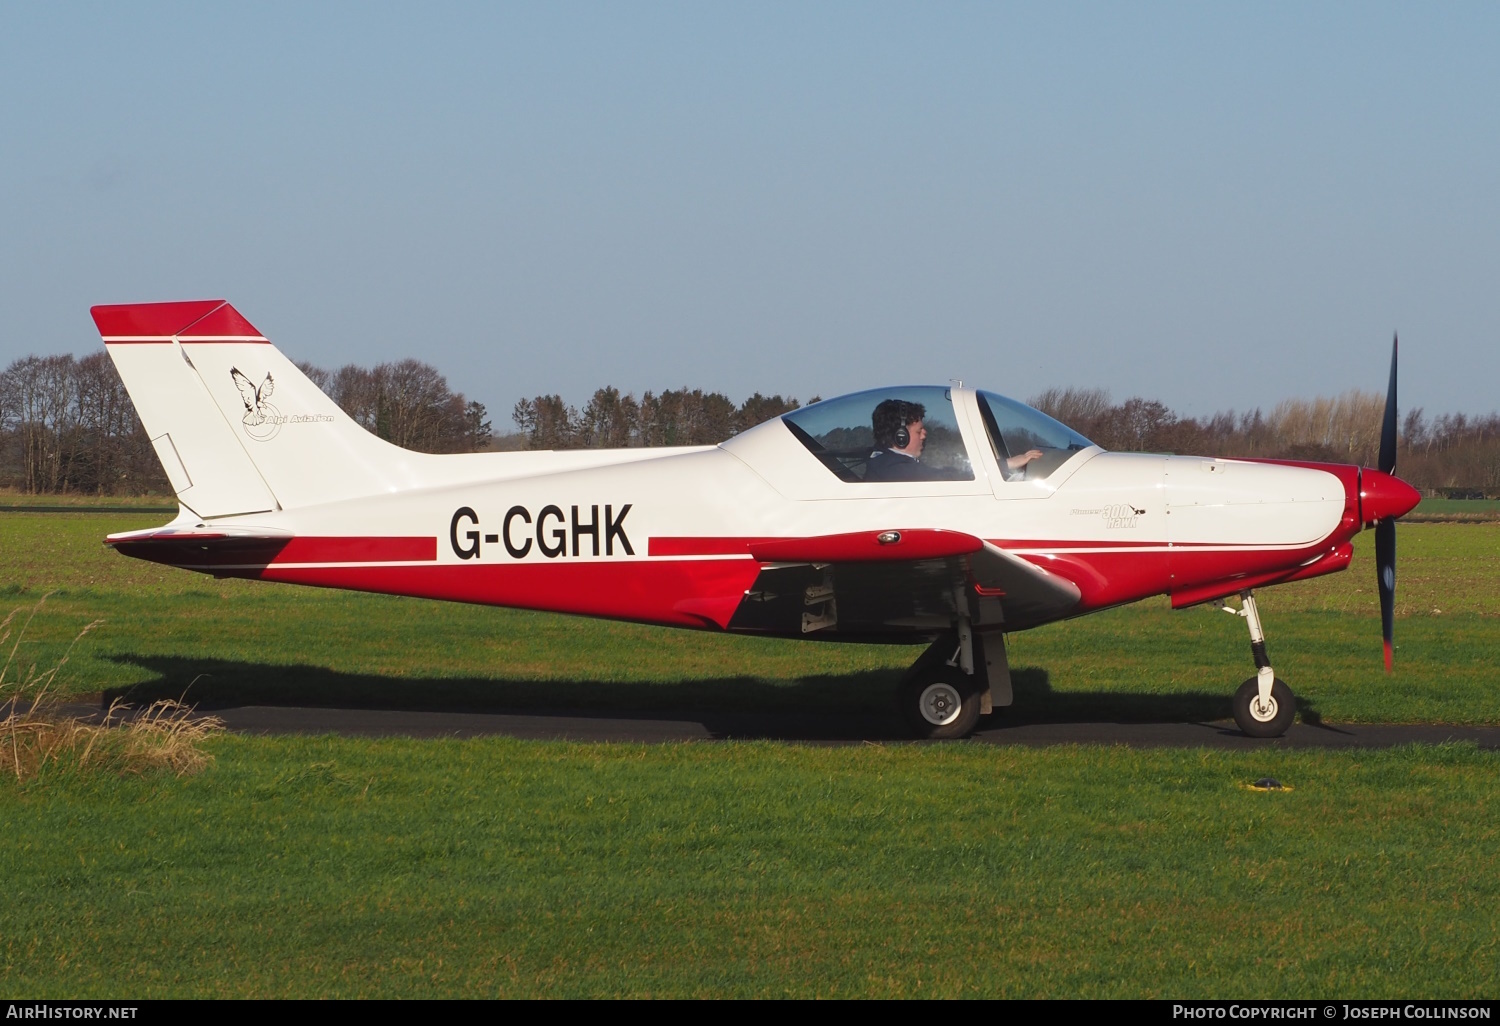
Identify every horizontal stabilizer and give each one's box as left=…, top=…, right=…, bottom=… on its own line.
left=105, top=525, right=294, bottom=545
left=105, top=526, right=437, bottom=570
left=105, top=524, right=295, bottom=568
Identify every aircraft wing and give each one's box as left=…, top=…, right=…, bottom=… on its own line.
left=967, top=541, right=1083, bottom=624
left=729, top=529, right=1082, bottom=636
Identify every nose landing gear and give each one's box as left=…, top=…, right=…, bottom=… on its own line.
left=1220, top=590, right=1297, bottom=737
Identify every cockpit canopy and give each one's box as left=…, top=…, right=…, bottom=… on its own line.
left=781, top=386, right=1094, bottom=483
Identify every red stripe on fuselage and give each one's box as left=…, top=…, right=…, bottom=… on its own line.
left=272, top=536, right=437, bottom=564
left=255, top=559, right=762, bottom=630
left=1015, top=534, right=1360, bottom=610
left=654, top=534, right=1325, bottom=556
left=651, top=534, right=985, bottom=558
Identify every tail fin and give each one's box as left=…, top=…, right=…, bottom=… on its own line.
left=93, top=300, right=427, bottom=517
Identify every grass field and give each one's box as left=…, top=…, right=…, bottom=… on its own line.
left=3, top=511, right=1497, bottom=724
left=1, top=506, right=1497, bottom=997
left=3, top=739, right=1497, bottom=998
left=0, top=490, right=175, bottom=511
left=1404, top=497, right=1500, bottom=523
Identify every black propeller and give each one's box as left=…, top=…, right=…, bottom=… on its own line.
left=1376, top=334, right=1398, bottom=672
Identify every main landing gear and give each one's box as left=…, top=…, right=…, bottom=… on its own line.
left=898, top=617, right=1012, bottom=740
left=1219, top=590, right=1297, bottom=738
left=899, top=640, right=982, bottom=740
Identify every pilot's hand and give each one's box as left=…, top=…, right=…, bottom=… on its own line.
left=1006, top=449, right=1044, bottom=470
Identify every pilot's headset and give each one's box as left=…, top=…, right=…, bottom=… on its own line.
left=894, top=423, right=910, bottom=448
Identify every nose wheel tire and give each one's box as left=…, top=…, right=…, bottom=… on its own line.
left=1232, top=677, right=1296, bottom=738
left=900, top=669, right=981, bottom=740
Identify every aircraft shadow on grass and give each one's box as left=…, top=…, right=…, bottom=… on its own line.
left=103, top=655, right=1323, bottom=740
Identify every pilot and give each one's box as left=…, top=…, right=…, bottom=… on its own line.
left=864, top=399, right=947, bottom=481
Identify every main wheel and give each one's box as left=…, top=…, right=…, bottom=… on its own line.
left=1232, top=676, right=1296, bottom=738
left=900, top=666, right=982, bottom=740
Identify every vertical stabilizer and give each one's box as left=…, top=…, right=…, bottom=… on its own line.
left=93, top=301, right=428, bottom=515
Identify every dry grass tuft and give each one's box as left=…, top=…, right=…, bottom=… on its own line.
left=1, top=597, right=222, bottom=782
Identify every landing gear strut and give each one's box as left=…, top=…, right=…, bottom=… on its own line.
left=1220, top=590, right=1296, bottom=737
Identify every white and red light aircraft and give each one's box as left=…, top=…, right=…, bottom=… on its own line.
left=92, top=300, right=1421, bottom=739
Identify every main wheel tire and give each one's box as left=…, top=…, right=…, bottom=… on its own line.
left=1232, top=676, right=1296, bottom=738
left=900, top=666, right=982, bottom=740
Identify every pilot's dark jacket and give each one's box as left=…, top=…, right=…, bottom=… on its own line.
left=863, top=449, right=947, bottom=482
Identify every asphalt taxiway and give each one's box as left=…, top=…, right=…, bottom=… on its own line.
left=93, top=702, right=1500, bottom=748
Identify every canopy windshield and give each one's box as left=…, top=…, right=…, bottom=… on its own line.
left=977, top=391, right=1095, bottom=480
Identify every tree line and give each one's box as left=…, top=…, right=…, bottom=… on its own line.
left=1, top=351, right=1495, bottom=495
left=512, top=389, right=804, bottom=450
left=0, top=354, right=491, bottom=495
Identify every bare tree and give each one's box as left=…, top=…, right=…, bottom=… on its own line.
left=1029, top=387, right=1113, bottom=435
left=328, top=363, right=380, bottom=433
left=374, top=359, right=468, bottom=451
left=0, top=355, right=78, bottom=492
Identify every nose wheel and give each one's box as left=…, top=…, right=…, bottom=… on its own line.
left=1232, top=676, right=1295, bottom=738
left=1220, top=590, right=1298, bottom=738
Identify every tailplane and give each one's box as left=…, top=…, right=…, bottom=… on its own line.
left=93, top=300, right=427, bottom=517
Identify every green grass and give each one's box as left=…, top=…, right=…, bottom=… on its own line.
left=1406, top=497, right=1500, bottom=524
left=1409, top=497, right=1500, bottom=519
left=2, top=738, right=1497, bottom=997
left=3, top=512, right=1496, bottom=724
left=0, top=490, right=174, bottom=511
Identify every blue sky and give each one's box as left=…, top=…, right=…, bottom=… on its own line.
left=3, top=2, right=1496, bottom=422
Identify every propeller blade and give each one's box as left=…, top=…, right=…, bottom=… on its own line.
left=1376, top=517, right=1396, bottom=672
left=1376, top=335, right=1399, bottom=672
left=1379, top=333, right=1398, bottom=475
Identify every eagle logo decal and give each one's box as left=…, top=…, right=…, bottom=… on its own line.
left=230, top=367, right=282, bottom=441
